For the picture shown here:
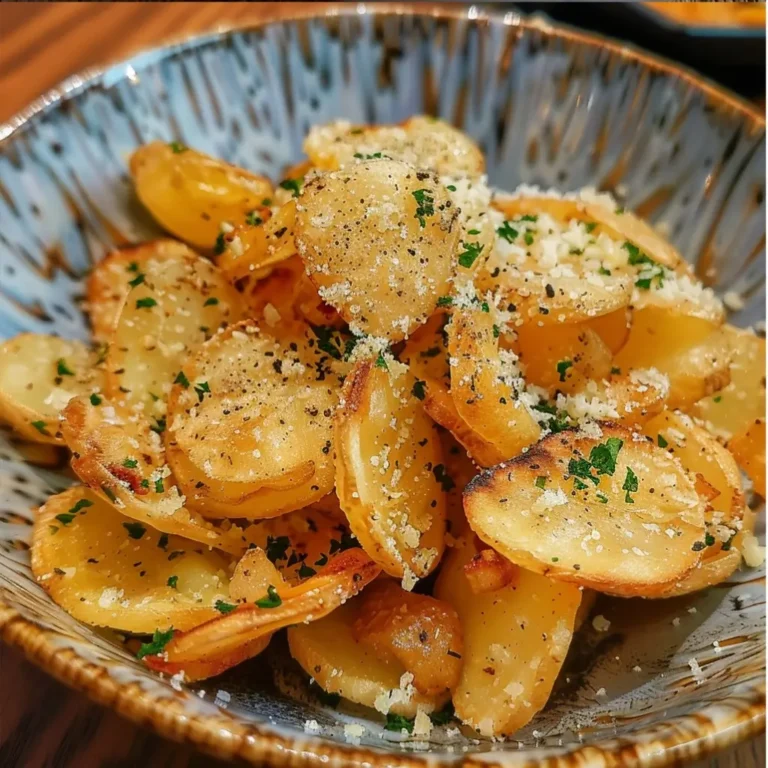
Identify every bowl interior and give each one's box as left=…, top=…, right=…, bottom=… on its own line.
left=0, top=7, right=764, bottom=763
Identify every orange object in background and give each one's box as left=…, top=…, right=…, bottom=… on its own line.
left=645, top=1, right=766, bottom=28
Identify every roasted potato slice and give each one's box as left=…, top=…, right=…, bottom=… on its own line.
left=0, top=334, right=104, bottom=444
left=730, top=419, right=766, bottom=498
left=32, top=487, right=231, bottom=633
left=144, top=548, right=380, bottom=681
left=434, top=532, right=582, bottom=737
left=303, top=116, right=484, bottom=177
left=447, top=307, right=541, bottom=459
left=86, top=240, right=195, bottom=341
left=464, top=424, right=707, bottom=597
left=61, top=395, right=251, bottom=555
left=130, top=141, right=273, bottom=249
left=462, top=547, right=519, bottom=595
left=517, top=322, right=613, bottom=395
left=586, top=307, right=632, bottom=355
left=106, top=247, right=244, bottom=413
left=294, top=160, right=459, bottom=340
left=614, top=308, right=732, bottom=409
left=165, top=320, right=336, bottom=517
left=400, top=311, right=451, bottom=386
left=335, top=359, right=447, bottom=585
left=694, top=327, right=765, bottom=440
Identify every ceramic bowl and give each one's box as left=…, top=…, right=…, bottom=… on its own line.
left=0, top=4, right=764, bottom=766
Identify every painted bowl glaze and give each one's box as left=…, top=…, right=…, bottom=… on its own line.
left=0, top=4, right=764, bottom=766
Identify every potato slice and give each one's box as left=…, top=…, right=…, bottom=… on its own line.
left=294, top=160, right=459, bottom=340
left=464, top=424, right=707, bottom=597
left=105, top=248, right=243, bottom=413
left=517, top=322, right=613, bottom=395
left=164, top=320, right=336, bottom=517
left=144, top=548, right=380, bottom=681
left=61, top=395, right=251, bottom=555
left=587, top=307, right=632, bottom=355
left=0, top=334, right=104, bottom=444
left=730, top=419, right=766, bottom=498
left=129, top=141, right=273, bottom=249
left=32, top=487, right=231, bottom=633
left=614, top=308, right=732, bottom=409
left=462, top=547, right=519, bottom=594
left=352, top=579, right=463, bottom=697
left=304, top=116, right=484, bottom=177
left=447, top=307, right=541, bottom=459
left=229, top=548, right=287, bottom=602
left=694, top=327, right=765, bottom=440
left=434, top=533, right=582, bottom=737
left=288, top=599, right=447, bottom=717
left=86, top=240, right=195, bottom=341
left=215, top=200, right=297, bottom=282
left=335, top=359, right=447, bottom=584
left=400, top=311, right=451, bottom=386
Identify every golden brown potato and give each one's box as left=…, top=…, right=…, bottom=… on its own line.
left=614, top=308, right=732, bottom=409
left=0, top=334, right=105, bottom=444
left=106, top=248, right=244, bottom=413
left=586, top=307, right=632, bottom=355
left=130, top=141, right=273, bottom=249
left=447, top=306, right=541, bottom=459
left=352, top=579, right=463, bottom=697
left=464, top=423, right=707, bottom=597
left=693, top=327, right=765, bottom=439
left=335, top=359, right=447, bottom=585
left=435, top=532, right=582, bottom=736
left=164, top=320, right=336, bottom=518
left=730, top=419, right=766, bottom=498
left=32, top=487, right=231, bottom=632
left=86, top=240, right=195, bottom=341
left=462, top=547, right=519, bottom=594
left=400, top=311, right=451, bottom=386
left=61, top=395, right=252, bottom=555
left=294, top=160, right=459, bottom=340
left=229, top=548, right=287, bottom=603
left=144, top=548, right=379, bottom=681
left=288, top=599, right=448, bottom=717
left=303, top=116, right=485, bottom=177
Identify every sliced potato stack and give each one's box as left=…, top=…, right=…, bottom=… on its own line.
left=294, top=160, right=459, bottom=340
left=165, top=320, right=337, bottom=519
left=106, top=249, right=244, bottom=414
left=336, top=359, right=447, bottom=585
left=32, top=487, right=231, bottom=632
left=464, top=424, right=707, bottom=596
left=130, top=141, right=273, bottom=249
left=289, top=578, right=462, bottom=716
left=435, top=531, right=582, bottom=736
left=0, top=334, right=105, bottom=444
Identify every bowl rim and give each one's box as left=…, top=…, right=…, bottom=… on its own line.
left=0, top=3, right=765, bottom=766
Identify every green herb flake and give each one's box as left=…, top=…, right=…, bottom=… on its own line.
left=412, top=188, right=435, bottom=228
left=429, top=702, right=456, bottom=726
left=194, top=381, right=211, bottom=402
left=140, top=478, right=150, bottom=489
left=136, top=627, right=174, bottom=659
left=126, top=261, right=139, bottom=273
left=657, top=434, right=669, bottom=448
left=123, top=521, right=147, bottom=539
left=174, top=371, right=190, bottom=388
left=458, top=241, right=484, bottom=269
left=535, top=476, right=547, bottom=489
left=215, top=600, right=237, bottom=614
left=204, top=296, right=220, bottom=308
left=524, top=230, right=535, bottom=246
left=496, top=220, right=519, bottom=243
left=598, top=266, right=612, bottom=276
left=150, top=418, right=166, bottom=434
left=315, top=553, right=329, bottom=567
left=136, top=297, right=157, bottom=309
left=436, top=295, right=454, bottom=307
left=279, top=177, right=303, bottom=197
left=385, top=713, right=415, bottom=733
left=128, top=273, right=145, bottom=288
left=297, top=563, right=317, bottom=579
left=31, top=420, right=50, bottom=436
left=446, top=184, right=457, bottom=192
left=213, top=232, right=226, bottom=255
left=492, top=324, right=500, bottom=339
left=266, top=535, right=291, bottom=563
left=585, top=222, right=598, bottom=233
left=122, top=458, right=138, bottom=469
left=255, top=585, right=282, bottom=609
left=169, top=141, right=187, bottom=154
left=375, top=353, right=388, bottom=370
left=310, top=324, right=343, bottom=360
left=551, top=556, right=560, bottom=562
left=615, top=207, right=625, bottom=214
left=589, top=437, right=624, bottom=477
left=55, top=512, right=77, bottom=526
left=596, top=491, right=609, bottom=504
left=622, top=467, right=639, bottom=504
left=89, top=393, right=102, bottom=406
left=154, top=478, right=165, bottom=494
left=56, top=359, right=75, bottom=376
left=704, top=532, right=716, bottom=547
left=611, top=366, right=622, bottom=375
left=556, top=359, right=573, bottom=382
left=245, top=210, right=263, bottom=226
left=713, top=395, right=722, bottom=403
left=167, top=575, right=178, bottom=589
left=412, top=379, right=427, bottom=401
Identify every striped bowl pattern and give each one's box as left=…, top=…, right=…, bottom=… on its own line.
left=0, top=5, right=764, bottom=766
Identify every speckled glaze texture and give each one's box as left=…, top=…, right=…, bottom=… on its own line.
left=0, top=5, right=764, bottom=767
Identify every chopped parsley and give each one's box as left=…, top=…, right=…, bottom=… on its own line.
left=154, top=478, right=165, bottom=493
left=585, top=221, right=598, bottom=233
left=412, top=188, right=435, bottom=228
left=385, top=713, right=414, bottom=733
left=167, top=575, right=178, bottom=589
left=329, top=531, right=361, bottom=554
left=123, top=521, right=147, bottom=539
left=590, top=437, right=624, bottom=476
left=622, top=467, right=639, bottom=503
left=524, top=231, right=535, bottom=246
left=122, top=458, right=138, bottom=468
left=194, top=381, right=211, bottom=402
left=255, top=585, right=282, bottom=609
left=297, top=563, right=317, bottom=579
left=204, top=296, right=219, bottom=307
left=496, top=220, right=518, bottom=243
left=615, top=207, right=625, bottom=214
left=213, top=233, right=226, bottom=255
left=89, top=393, right=102, bottom=406
left=135, top=297, right=157, bottom=309
left=215, top=600, right=237, bottom=614
left=150, top=417, right=166, bottom=434
left=412, top=379, right=427, bottom=400
left=429, top=702, right=456, bottom=726
left=436, top=295, right=454, bottom=307
left=520, top=214, right=538, bottom=222
left=598, top=266, right=612, bottom=276
left=128, top=273, right=145, bottom=287
left=446, top=184, right=457, bottom=192
left=375, top=352, right=388, bottom=370
left=704, top=532, right=716, bottom=547
left=315, top=552, right=329, bottom=567
left=535, top=476, right=547, bottom=489
left=126, top=261, right=139, bottom=273
left=310, top=324, right=343, bottom=360
left=245, top=210, right=263, bottom=226
left=493, top=324, right=500, bottom=339
left=611, top=366, right=622, bottom=375
left=713, top=395, right=722, bottom=403
left=266, top=535, right=291, bottom=563
left=136, top=627, right=174, bottom=659
left=458, top=241, right=484, bottom=269
left=31, top=420, right=50, bottom=436
left=56, top=359, right=75, bottom=376
left=169, top=141, right=187, bottom=153
left=556, top=359, right=572, bottom=382
left=657, top=434, right=668, bottom=448
left=174, top=371, right=190, bottom=388
left=279, top=177, right=303, bottom=197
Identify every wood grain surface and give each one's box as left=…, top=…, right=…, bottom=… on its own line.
left=0, top=3, right=764, bottom=768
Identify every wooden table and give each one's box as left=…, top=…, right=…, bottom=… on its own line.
left=0, top=4, right=764, bottom=767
